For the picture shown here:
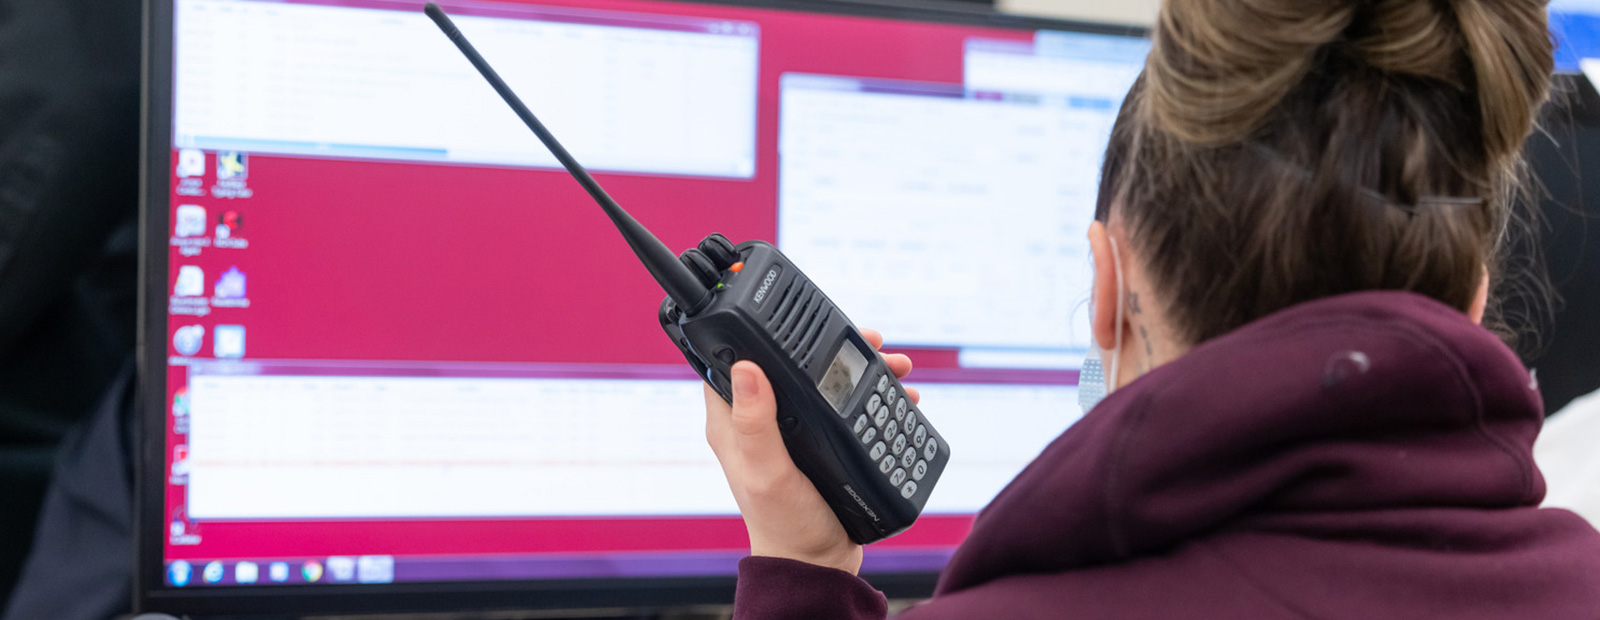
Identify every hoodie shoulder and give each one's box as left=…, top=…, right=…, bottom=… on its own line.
left=939, top=292, right=1558, bottom=598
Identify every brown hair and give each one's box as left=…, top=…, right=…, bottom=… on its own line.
left=1096, top=0, right=1553, bottom=346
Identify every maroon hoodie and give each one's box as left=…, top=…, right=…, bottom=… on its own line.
left=733, top=291, right=1600, bottom=619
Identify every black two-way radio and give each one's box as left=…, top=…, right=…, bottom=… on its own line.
left=424, top=3, right=948, bottom=544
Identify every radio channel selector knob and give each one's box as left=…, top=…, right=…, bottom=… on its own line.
left=679, top=248, right=721, bottom=289
left=699, top=233, right=740, bottom=271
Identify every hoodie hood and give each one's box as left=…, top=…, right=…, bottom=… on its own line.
left=937, top=291, right=1552, bottom=593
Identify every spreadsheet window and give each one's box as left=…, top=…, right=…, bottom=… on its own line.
left=184, top=366, right=1079, bottom=519
left=174, top=0, right=759, bottom=177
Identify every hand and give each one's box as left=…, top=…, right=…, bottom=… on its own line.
left=704, top=329, right=918, bottom=575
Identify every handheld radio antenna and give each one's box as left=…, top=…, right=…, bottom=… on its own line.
left=425, top=3, right=714, bottom=314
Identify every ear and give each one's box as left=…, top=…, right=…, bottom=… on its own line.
left=1469, top=265, right=1489, bottom=325
left=1088, top=221, right=1119, bottom=351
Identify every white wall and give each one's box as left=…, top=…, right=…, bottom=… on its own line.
left=998, top=0, right=1160, bottom=26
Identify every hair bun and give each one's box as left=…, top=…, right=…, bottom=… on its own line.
left=1144, top=0, right=1552, bottom=161
left=1347, top=0, right=1469, bottom=87
left=1142, top=0, right=1359, bottom=146
left=1349, top=0, right=1551, bottom=164
left=1450, top=0, right=1553, bottom=164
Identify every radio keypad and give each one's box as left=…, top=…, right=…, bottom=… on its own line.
left=857, top=371, right=932, bottom=500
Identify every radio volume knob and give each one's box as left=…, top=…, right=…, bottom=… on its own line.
left=699, top=233, right=740, bottom=271
left=679, top=248, right=721, bottom=288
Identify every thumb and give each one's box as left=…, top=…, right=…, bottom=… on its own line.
left=729, top=361, right=787, bottom=454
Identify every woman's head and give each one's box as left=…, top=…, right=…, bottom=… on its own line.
left=1092, top=0, right=1553, bottom=350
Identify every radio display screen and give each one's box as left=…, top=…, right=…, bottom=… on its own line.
left=818, top=342, right=869, bottom=412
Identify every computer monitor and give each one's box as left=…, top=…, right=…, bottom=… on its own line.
left=136, top=0, right=1149, bottom=615
left=1553, top=1, right=1600, bottom=73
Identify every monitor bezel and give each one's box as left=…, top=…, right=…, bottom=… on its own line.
left=135, top=0, right=1146, bottom=615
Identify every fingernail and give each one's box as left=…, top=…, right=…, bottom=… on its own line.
left=733, top=366, right=758, bottom=399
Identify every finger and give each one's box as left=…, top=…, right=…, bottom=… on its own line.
left=704, top=383, right=734, bottom=457
left=904, top=385, right=920, bottom=405
left=860, top=329, right=883, bottom=351
left=704, top=382, right=733, bottom=415
left=884, top=353, right=913, bottom=378
left=728, top=361, right=790, bottom=466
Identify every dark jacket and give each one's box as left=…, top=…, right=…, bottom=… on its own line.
left=734, top=291, right=1600, bottom=619
left=0, top=0, right=142, bottom=607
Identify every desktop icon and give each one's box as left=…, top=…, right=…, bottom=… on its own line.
left=203, top=561, right=225, bottom=584
left=172, top=387, right=191, bottom=434
left=214, top=267, right=247, bottom=299
left=171, top=444, right=190, bottom=478
left=169, top=507, right=200, bottom=545
left=217, top=210, right=242, bottom=239
left=218, top=151, right=248, bottom=181
left=172, top=387, right=190, bottom=419
left=177, top=149, right=206, bottom=178
left=169, top=507, right=188, bottom=537
left=302, top=560, right=323, bottom=583
left=268, top=561, right=290, bottom=583
left=327, top=556, right=356, bottom=582
left=174, top=266, right=205, bottom=297
left=175, top=204, right=207, bottom=237
left=168, top=561, right=193, bottom=587
left=173, top=325, right=205, bottom=356
left=214, top=325, right=246, bottom=359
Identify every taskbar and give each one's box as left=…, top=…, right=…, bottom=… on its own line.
left=163, top=547, right=956, bottom=587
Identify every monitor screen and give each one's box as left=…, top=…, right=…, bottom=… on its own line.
left=141, top=0, right=1148, bottom=613
left=1552, top=0, right=1600, bottom=73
